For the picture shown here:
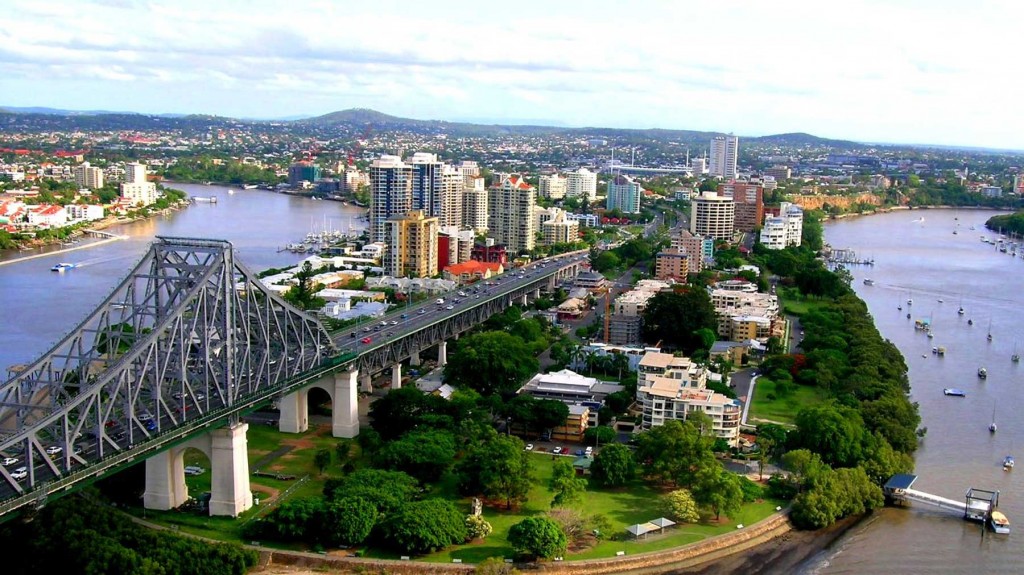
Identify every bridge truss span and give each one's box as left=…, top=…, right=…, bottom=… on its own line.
left=0, top=237, right=334, bottom=499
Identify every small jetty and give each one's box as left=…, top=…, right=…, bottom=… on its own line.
left=884, top=474, right=1007, bottom=532
left=825, top=247, right=875, bottom=265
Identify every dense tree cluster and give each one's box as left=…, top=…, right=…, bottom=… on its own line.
left=0, top=496, right=257, bottom=575
left=641, top=289, right=718, bottom=355
left=986, top=211, right=1024, bottom=235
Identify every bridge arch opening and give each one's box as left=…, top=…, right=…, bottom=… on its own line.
left=307, top=386, right=333, bottom=418
left=175, top=442, right=212, bottom=508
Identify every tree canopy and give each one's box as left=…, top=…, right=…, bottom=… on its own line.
left=641, top=289, right=718, bottom=354
left=507, top=517, right=568, bottom=560
left=445, top=331, right=539, bottom=395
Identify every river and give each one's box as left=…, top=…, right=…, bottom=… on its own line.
left=0, top=183, right=367, bottom=371
left=796, top=208, right=1022, bottom=574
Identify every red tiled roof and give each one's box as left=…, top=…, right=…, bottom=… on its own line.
left=444, top=260, right=502, bottom=275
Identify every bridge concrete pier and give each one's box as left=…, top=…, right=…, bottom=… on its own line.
left=331, top=370, right=359, bottom=438
left=409, top=351, right=421, bottom=366
left=278, top=389, right=309, bottom=433
left=438, top=341, right=448, bottom=366
left=534, top=288, right=541, bottom=298
left=521, top=294, right=529, bottom=306
left=391, top=364, right=402, bottom=390
left=143, top=423, right=253, bottom=517
left=360, top=372, right=373, bottom=393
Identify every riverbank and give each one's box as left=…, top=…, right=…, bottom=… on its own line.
left=829, top=204, right=1013, bottom=221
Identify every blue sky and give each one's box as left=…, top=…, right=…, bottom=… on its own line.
left=2, top=0, right=1022, bottom=149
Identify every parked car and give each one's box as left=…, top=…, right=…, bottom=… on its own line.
left=525, top=443, right=534, bottom=451
left=585, top=446, right=594, bottom=456
left=552, top=446, right=563, bottom=454
left=184, top=465, right=205, bottom=476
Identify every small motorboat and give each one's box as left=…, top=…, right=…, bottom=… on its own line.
left=863, top=279, right=875, bottom=286
left=1004, top=455, right=1015, bottom=470
left=990, top=511, right=1011, bottom=534
left=943, top=388, right=966, bottom=397
left=978, top=367, right=988, bottom=379
left=51, top=262, right=76, bottom=272
left=906, top=313, right=911, bottom=319
left=958, top=307, right=965, bottom=315
left=968, top=319, right=973, bottom=325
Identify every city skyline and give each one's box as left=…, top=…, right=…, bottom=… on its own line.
left=2, top=0, right=1023, bottom=150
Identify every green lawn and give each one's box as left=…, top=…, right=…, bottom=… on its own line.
left=133, top=426, right=783, bottom=563
left=747, top=377, right=824, bottom=425
left=777, top=287, right=827, bottom=317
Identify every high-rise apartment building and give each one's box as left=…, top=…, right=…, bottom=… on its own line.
left=456, top=160, right=480, bottom=188
left=384, top=210, right=439, bottom=278
left=488, top=174, right=536, bottom=254
left=759, top=202, right=804, bottom=249
left=288, top=162, right=321, bottom=186
left=125, top=162, right=148, bottom=184
left=541, top=211, right=580, bottom=246
left=708, top=135, right=739, bottom=179
left=606, top=174, right=643, bottom=214
left=718, top=182, right=763, bottom=233
left=369, top=155, right=413, bottom=243
left=671, top=229, right=714, bottom=273
left=409, top=153, right=463, bottom=228
left=565, top=168, right=597, bottom=201
left=462, top=176, right=488, bottom=233
left=74, top=162, right=104, bottom=189
left=690, top=192, right=735, bottom=240
left=764, top=165, right=791, bottom=181
left=539, top=174, right=567, bottom=199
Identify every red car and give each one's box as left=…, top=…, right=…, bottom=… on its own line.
left=361, top=337, right=372, bottom=344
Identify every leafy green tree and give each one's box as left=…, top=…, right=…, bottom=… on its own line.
left=583, top=425, right=616, bottom=446
left=372, top=429, right=457, bottom=483
left=322, top=469, right=418, bottom=514
left=793, top=403, right=868, bottom=468
left=445, top=332, right=539, bottom=395
left=283, top=261, right=326, bottom=311
left=379, top=500, right=468, bottom=555
left=313, top=448, right=331, bottom=474
left=633, top=420, right=717, bottom=487
left=320, top=496, right=378, bottom=547
left=663, top=489, right=700, bottom=523
left=368, top=386, right=449, bottom=439
left=334, top=439, right=353, bottom=464
left=474, top=557, right=521, bottom=575
left=259, top=497, right=324, bottom=540
left=550, top=458, right=587, bottom=507
left=508, top=517, right=568, bottom=560
left=642, top=290, right=718, bottom=354
left=590, top=443, right=635, bottom=486
left=457, top=433, right=533, bottom=509
left=692, top=468, right=744, bottom=521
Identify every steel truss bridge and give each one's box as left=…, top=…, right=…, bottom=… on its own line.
left=0, top=237, right=584, bottom=518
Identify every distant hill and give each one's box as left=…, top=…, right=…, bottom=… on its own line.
left=750, top=132, right=858, bottom=148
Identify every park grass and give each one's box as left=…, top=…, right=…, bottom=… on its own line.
left=135, top=426, right=783, bottom=563
left=747, top=377, right=824, bottom=426
left=777, top=287, right=828, bottom=317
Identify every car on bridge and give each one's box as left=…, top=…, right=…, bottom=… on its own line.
left=361, top=337, right=372, bottom=344
left=2, top=457, right=18, bottom=466
left=10, top=467, right=27, bottom=480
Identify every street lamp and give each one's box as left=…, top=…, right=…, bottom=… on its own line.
left=506, top=417, right=512, bottom=437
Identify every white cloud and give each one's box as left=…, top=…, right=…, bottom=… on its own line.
left=1, top=0, right=1023, bottom=147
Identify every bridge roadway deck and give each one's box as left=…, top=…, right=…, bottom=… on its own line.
left=0, top=251, right=587, bottom=518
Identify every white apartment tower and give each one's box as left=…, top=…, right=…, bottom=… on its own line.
left=74, top=162, right=104, bottom=190
left=690, top=192, right=735, bottom=240
left=488, top=174, right=536, bottom=253
left=119, top=162, right=157, bottom=206
left=539, top=174, right=567, bottom=199
left=369, top=155, right=413, bottom=243
left=408, top=153, right=463, bottom=228
left=708, top=135, right=739, bottom=179
left=565, top=168, right=597, bottom=201
left=462, top=176, right=489, bottom=233
left=541, top=211, right=580, bottom=246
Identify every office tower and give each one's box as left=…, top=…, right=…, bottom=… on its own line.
left=369, top=155, right=413, bottom=243
left=539, top=174, right=567, bottom=199
left=708, top=135, right=739, bottom=179
left=288, top=162, right=321, bottom=186
left=565, top=168, right=597, bottom=201
left=487, top=174, right=536, bottom=253
left=73, top=161, right=104, bottom=189
left=718, top=182, right=763, bottom=232
left=461, top=176, right=488, bottom=233
left=384, top=210, right=439, bottom=278
left=690, top=192, right=735, bottom=240
left=605, top=174, right=643, bottom=214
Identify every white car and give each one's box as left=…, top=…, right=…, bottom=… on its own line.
left=11, top=467, right=28, bottom=480
left=525, top=444, right=534, bottom=451
left=445, top=305, right=454, bottom=310
left=457, top=291, right=467, bottom=297
left=45, top=445, right=62, bottom=455
left=139, top=413, right=154, bottom=422
left=585, top=446, right=594, bottom=456
left=184, top=465, right=205, bottom=476
left=2, top=457, right=18, bottom=466
left=552, top=446, right=563, bottom=454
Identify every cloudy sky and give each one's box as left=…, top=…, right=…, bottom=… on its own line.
left=2, top=0, right=1022, bottom=149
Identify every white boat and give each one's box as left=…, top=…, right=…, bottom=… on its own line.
left=863, top=278, right=875, bottom=286
left=943, top=388, right=966, bottom=397
left=1004, top=455, right=1014, bottom=470
left=937, top=346, right=946, bottom=356
left=990, top=511, right=1010, bottom=534
left=990, top=406, right=997, bottom=433
left=51, top=262, right=76, bottom=272
left=978, top=367, right=988, bottom=379
left=242, top=184, right=258, bottom=189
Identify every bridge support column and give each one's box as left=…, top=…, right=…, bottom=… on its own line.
left=278, top=390, right=309, bottom=433
left=534, top=288, right=541, bottom=298
left=208, top=422, right=253, bottom=517
left=521, top=294, right=529, bottom=306
left=360, top=372, right=373, bottom=393
left=438, top=341, right=448, bottom=366
left=391, top=363, right=402, bottom=390
left=409, top=350, right=421, bottom=366
left=332, top=371, right=359, bottom=438
left=143, top=450, right=188, bottom=511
